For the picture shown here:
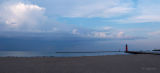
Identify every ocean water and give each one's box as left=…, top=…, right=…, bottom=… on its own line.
left=0, top=37, right=149, bottom=57
left=0, top=51, right=128, bottom=57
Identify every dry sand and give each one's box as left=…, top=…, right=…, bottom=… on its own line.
left=0, top=54, right=160, bottom=73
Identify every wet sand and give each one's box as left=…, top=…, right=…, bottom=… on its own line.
left=0, top=54, right=160, bottom=73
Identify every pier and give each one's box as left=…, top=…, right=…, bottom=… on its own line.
left=125, top=44, right=160, bottom=55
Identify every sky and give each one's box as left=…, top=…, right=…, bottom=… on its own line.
left=0, top=0, right=160, bottom=51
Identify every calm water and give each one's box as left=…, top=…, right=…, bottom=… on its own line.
left=0, top=51, right=128, bottom=57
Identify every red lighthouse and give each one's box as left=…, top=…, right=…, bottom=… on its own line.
left=125, top=44, right=128, bottom=52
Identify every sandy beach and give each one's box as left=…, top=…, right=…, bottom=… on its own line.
left=0, top=54, right=160, bottom=73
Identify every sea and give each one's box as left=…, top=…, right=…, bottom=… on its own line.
left=0, top=51, right=128, bottom=57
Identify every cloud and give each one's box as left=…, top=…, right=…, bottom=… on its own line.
left=0, top=0, right=144, bottom=41
left=70, top=26, right=142, bottom=40
left=116, top=0, right=160, bottom=23
left=64, top=4, right=132, bottom=18
left=72, top=29, right=80, bottom=35
left=89, top=31, right=132, bottom=39
left=117, top=15, right=160, bottom=23
left=91, top=32, right=111, bottom=38
left=103, top=26, right=112, bottom=31
left=149, top=31, right=160, bottom=36
left=117, top=32, right=125, bottom=38
left=44, top=0, right=133, bottom=18
left=0, top=1, right=46, bottom=31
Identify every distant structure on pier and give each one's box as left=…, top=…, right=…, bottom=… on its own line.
left=152, top=49, right=160, bottom=51
left=125, top=44, right=128, bottom=52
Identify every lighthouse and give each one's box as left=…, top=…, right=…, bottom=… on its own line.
left=125, top=44, right=128, bottom=52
